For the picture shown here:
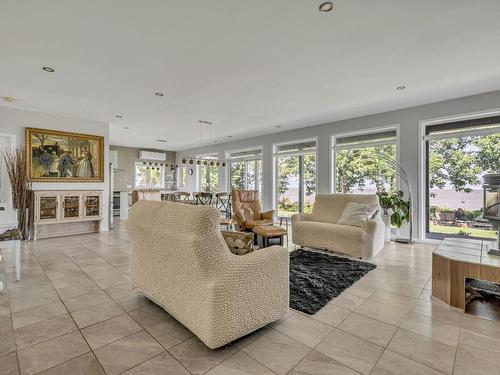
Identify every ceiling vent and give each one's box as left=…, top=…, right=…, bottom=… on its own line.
left=139, top=151, right=167, bottom=161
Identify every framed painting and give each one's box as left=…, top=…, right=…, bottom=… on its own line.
left=26, top=128, right=104, bottom=182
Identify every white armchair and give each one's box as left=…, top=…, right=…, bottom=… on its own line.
left=126, top=200, right=289, bottom=349
left=292, top=194, right=385, bottom=258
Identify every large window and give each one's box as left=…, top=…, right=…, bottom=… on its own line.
left=424, top=117, right=500, bottom=240
left=228, top=149, right=262, bottom=192
left=333, top=129, right=398, bottom=194
left=274, top=140, right=317, bottom=216
left=199, top=155, right=219, bottom=193
left=134, top=161, right=165, bottom=189
left=177, top=166, right=188, bottom=189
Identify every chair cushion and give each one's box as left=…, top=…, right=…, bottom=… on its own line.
left=337, top=202, right=378, bottom=228
left=311, top=194, right=380, bottom=224
left=246, top=219, right=273, bottom=229
left=253, top=225, right=287, bottom=237
left=293, top=220, right=365, bottom=256
left=232, top=190, right=264, bottom=227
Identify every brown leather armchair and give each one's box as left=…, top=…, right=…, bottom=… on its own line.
left=131, top=189, right=162, bottom=205
left=231, top=190, right=274, bottom=230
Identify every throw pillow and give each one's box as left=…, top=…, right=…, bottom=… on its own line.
left=337, top=202, right=379, bottom=228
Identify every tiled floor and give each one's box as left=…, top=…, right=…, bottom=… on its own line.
left=0, top=223, right=499, bottom=375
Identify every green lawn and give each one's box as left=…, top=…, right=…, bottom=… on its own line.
left=429, top=223, right=497, bottom=239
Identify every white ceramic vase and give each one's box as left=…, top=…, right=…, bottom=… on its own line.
left=382, top=208, right=392, bottom=241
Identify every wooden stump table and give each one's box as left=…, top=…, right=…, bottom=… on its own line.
left=432, top=238, right=500, bottom=310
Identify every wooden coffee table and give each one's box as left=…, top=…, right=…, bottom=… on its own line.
left=253, top=225, right=287, bottom=248
left=432, top=238, right=500, bottom=309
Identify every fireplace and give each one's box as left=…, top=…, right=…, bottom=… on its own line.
left=465, top=278, right=500, bottom=322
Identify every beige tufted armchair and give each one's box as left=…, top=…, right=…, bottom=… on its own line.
left=126, top=200, right=289, bottom=349
left=231, top=190, right=274, bottom=230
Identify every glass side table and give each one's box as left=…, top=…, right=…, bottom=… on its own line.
left=276, top=215, right=292, bottom=247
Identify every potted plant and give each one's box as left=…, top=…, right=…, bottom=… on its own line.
left=377, top=190, right=410, bottom=241
left=3, top=146, right=32, bottom=240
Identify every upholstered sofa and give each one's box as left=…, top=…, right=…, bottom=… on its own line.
left=292, top=194, right=385, bottom=258
left=126, top=200, right=289, bottom=349
left=232, top=190, right=274, bottom=230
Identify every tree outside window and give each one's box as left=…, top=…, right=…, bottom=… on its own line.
left=199, top=156, right=219, bottom=193
left=335, top=144, right=397, bottom=194
left=275, top=140, right=317, bottom=216
left=427, top=130, right=499, bottom=239
left=228, top=149, right=262, bottom=193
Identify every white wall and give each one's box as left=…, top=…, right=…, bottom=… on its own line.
left=178, top=90, right=500, bottom=241
left=0, top=106, right=111, bottom=231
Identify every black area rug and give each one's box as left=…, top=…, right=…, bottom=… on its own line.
left=290, top=249, right=376, bottom=314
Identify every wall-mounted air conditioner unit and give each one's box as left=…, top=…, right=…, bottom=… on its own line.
left=139, top=151, right=167, bottom=161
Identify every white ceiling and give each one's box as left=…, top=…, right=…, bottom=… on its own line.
left=1, top=0, right=500, bottom=151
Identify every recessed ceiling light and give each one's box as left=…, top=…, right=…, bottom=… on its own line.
left=156, top=139, right=167, bottom=143
left=42, top=66, right=55, bottom=73
left=396, top=85, right=406, bottom=90
left=115, top=115, right=123, bottom=119
left=319, top=2, right=334, bottom=12
left=123, top=126, right=130, bottom=130
left=2, top=96, right=16, bottom=103
left=155, top=92, right=164, bottom=97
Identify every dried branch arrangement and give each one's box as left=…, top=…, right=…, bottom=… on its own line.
left=3, top=147, right=32, bottom=240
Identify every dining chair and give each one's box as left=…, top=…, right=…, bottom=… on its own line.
left=215, top=192, right=231, bottom=218
left=194, top=192, right=213, bottom=206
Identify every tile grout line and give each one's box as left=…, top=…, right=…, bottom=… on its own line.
left=54, top=235, right=194, bottom=374
left=26, top=243, right=108, bottom=374
left=44, top=233, right=141, bottom=374
left=0, top=248, right=23, bottom=375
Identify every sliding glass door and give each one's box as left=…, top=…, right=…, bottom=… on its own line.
left=229, top=149, right=263, bottom=193
left=274, top=140, right=317, bottom=216
left=425, top=117, right=500, bottom=240
left=199, top=155, right=219, bottom=193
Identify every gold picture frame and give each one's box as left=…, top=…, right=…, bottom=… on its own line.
left=26, top=128, right=104, bottom=182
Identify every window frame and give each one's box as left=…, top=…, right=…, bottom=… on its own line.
left=177, top=166, right=188, bottom=189
left=421, top=115, right=500, bottom=241
left=273, top=137, right=318, bottom=214
left=331, top=125, right=400, bottom=194
left=134, top=161, right=166, bottom=189
left=227, top=146, right=263, bottom=192
left=418, top=108, right=500, bottom=241
left=197, top=154, right=219, bottom=193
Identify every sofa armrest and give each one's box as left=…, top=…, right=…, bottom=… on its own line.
left=215, top=244, right=289, bottom=309
left=291, top=213, right=313, bottom=224
left=365, top=216, right=385, bottom=239
left=261, top=210, right=274, bottom=220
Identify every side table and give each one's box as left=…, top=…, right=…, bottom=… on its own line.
left=277, top=215, right=291, bottom=246
left=0, top=229, right=21, bottom=282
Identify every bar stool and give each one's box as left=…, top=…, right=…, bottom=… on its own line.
left=215, top=192, right=231, bottom=218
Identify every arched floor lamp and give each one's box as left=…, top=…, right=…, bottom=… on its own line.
left=356, top=152, right=413, bottom=244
